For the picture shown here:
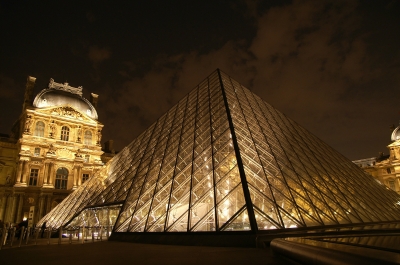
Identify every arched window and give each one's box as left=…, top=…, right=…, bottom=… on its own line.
left=55, top=167, right=68, bottom=189
left=84, top=130, right=92, bottom=145
left=61, top=126, right=70, bottom=141
left=34, top=121, right=45, bottom=137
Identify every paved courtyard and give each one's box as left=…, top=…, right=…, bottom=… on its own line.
left=0, top=239, right=289, bottom=265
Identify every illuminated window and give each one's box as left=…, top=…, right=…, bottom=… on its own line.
left=29, top=169, right=39, bottom=186
left=84, top=130, right=92, bottom=145
left=34, top=147, right=41, bottom=156
left=82, top=173, right=89, bottom=183
left=61, top=126, right=70, bottom=141
left=55, top=167, right=68, bottom=189
left=34, top=121, right=45, bottom=137
left=84, top=155, right=90, bottom=163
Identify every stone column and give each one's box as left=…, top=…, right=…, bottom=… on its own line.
left=15, top=161, right=24, bottom=184
left=3, top=195, right=12, bottom=223
left=7, top=195, right=17, bottom=223
left=73, top=165, right=82, bottom=189
left=38, top=195, right=46, bottom=220
left=16, top=194, right=24, bottom=222
left=0, top=193, right=7, bottom=221
left=42, top=162, right=49, bottom=185
left=77, top=166, right=82, bottom=186
left=20, top=161, right=29, bottom=185
left=47, top=163, right=55, bottom=188
left=73, top=166, right=78, bottom=189
left=45, top=195, right=52, bottom=215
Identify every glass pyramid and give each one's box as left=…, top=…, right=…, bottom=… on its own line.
left=39, top=69, right=400, bottom=234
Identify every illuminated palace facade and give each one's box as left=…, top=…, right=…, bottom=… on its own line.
left=39, top=69, right=400, bottom=246
left=0, top=77, right=114, bottom=226
left=353, top=128, right=400, bottom=194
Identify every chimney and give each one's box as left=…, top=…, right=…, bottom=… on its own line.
left=104, top=140, right=115, bottom=154
left=22, top=76, right=36, bottom=111
left=90, top=93, right=99, bottom=108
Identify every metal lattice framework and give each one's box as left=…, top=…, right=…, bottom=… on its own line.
left=39, top=69, right=400, bottom=233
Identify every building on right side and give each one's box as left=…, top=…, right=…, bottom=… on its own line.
left=353, top=126, right=400, bottom=194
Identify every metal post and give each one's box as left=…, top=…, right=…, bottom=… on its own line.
left=69, top=230, right=72, bottom=244
left=91, top=227, right=95, bottom=242
left=25, top=227, right=31, bottom=245
left=18, top=227, right=25, bottom=247
left=34, top=227, right=39, bottom=245
left=99, top=226, right=103, bottom=241
left=10, top=227, right=16, bottom=247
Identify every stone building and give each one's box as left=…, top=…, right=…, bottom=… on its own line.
left=353, top=126, right=400, bottom=194
left=0, top=76, right=112, bottom=226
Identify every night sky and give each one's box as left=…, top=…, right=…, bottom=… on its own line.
left=1, top=0, right=399, bottom=160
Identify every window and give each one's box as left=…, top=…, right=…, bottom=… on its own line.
left=55, top=167, right=68, bottom=189
left=84, top=155, right=90, bottom=163
left=84, top=130, right=92, bottom=145
left=34, top=147, right=41, bottom=156
left=34, top=121, right=45, bottom=137
left=82, top=174, right=89, bottom=183
left=29, top=169, right=39, bottom=186
left=61, top=126, right=70, bottom=141
left=387, top=168, right=392, bottom=174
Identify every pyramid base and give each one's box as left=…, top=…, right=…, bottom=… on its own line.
left=109, top=231, right=257, bottom=248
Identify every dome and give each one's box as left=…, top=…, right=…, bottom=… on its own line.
left=391, top=125, right=400, bottom=141
left=32, top=79, right=98, bottom=120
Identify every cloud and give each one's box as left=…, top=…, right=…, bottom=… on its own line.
left=88, top=46, right=111, bottom=64
left=100, top=0, right=400, bottom=159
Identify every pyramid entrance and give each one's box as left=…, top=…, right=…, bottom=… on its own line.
left=39, top=69, right=400, bottom=246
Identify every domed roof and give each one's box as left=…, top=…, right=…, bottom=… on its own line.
left=32, top=79, right=98, bottom=120
left=391, top=125, right=400, bottom=141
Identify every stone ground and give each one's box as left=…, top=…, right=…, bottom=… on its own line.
left=0, top=238, right=293, bottom=265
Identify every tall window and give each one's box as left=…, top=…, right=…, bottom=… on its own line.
left=34, top=121, right=45, bottom=137
left=55, top=167, right=68, bottom=189
left=29, top=169, right=39, bottom=186
left=61, top=126, right=70, bottom=141
left=82, top=173, right=89, bottom=184
left=84, top=130, right=92, bottom=145
left=84, top=155, right=90, bottom=163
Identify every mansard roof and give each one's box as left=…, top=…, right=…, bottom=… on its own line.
left=33, top=79, right=98, bottom=120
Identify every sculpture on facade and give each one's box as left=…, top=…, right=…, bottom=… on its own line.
left=96, top=130, right=102, bottom=145
left=47, top=144, right=56, bottom=155
left=24, top=115, right=33, bottom=133
left=49, top=121, right=56, bottom=138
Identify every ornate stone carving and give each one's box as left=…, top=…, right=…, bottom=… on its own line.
left=96, top=130, right=102, bottom=145
left=48, top=78, right=83, bottom=96
left=51, top=107, right=83, bottom=120
left=76, top=126, right=82, bottom=142
left=49, top=121, right=56, bottom=138
left=47, top=144, right=56, bottom=155
left=56, top=148, right=74, bottom=159
left=75, top=149, right=83, bottom=158
left=24, top=115, right=33, bottom=134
